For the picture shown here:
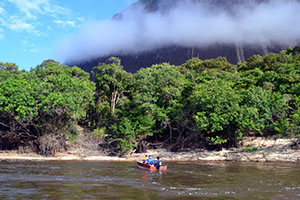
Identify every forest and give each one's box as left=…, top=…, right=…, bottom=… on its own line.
left=0, top=47, right=300, bottom=156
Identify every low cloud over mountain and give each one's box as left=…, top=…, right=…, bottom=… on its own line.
left=56, top=0, right=300, bottom=71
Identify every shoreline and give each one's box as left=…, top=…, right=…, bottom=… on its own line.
left=0, top=137, right=299, bottom=163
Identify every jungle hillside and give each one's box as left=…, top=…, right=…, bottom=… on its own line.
left=1, top=47, right=300, bottom=156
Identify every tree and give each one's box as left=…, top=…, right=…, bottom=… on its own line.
left=93, top=57, right=132, bottom=118
left=106, top=62, right=188, bottom=154
left=133, top=63, right=187, bottom=143
left=0, top=71, right=38, bottom=149
left=189, top=79, right=242, bottom=146
left=0, top=60, right=95, bottom=155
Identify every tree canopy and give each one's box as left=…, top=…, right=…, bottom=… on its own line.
left=1, top=47, right=300, bottom=155
left=0, top=61, right=95, bottom=155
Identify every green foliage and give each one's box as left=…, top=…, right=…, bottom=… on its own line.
left=133, top=63, right=187, bottom=136
left=0, top=74, right=38, bottom=120
left=31, top=63, right=95, bottom=125
left=0, top=60, right=95, bottom=155
left=109, top=63, right=187, bottom=153
left=286, top=46, right=300, bottom=56
left=244, top=146, right=260, bottom=152
left=290, top=109, right=300, bottom=135
left=92, top=127, right=106, bottom=138
left=110, top=117, right=137, bottom=153
left=239, top=86, right=274, bottom=134
left=1, top=47, right=300, bottom=154
left=190, top=79, right=242, bottom=144
left=0, top=62, right=20, bottom=75
left=93, top=57, right=132, bottom=118
left=89, top=50, right=300, bottom=153
left=67, top=132, right=78, bottom=144
left=209, top=136, right=227, bottom=145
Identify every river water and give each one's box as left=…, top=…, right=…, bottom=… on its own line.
left=0, top=160, right=299, bottom=200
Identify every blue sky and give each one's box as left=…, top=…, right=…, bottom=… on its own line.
left=0, top=0, right=137, bottom=71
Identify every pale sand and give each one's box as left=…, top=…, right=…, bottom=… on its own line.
left=0, top=137, right=299, bottom=162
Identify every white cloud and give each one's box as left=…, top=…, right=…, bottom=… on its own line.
left=29, top=48, right=39, bottom=53
left=43, top=3, right=73, bottom=18
left=0, top=7, right=5, bottom=14
left=1, top=0, right=81, bottom=35
left=53, top=19, right=76, bottom=28
left=56, top=0, right=300, bottom=63
left=6, top=16, right=35, bottom=32
left=21, top=40, right=40, bottom=53
left=8, top=0, right=40, bottom=19
left=7, top=0, right=72, bottom=19
left=7, top=0, right=75, bottom=20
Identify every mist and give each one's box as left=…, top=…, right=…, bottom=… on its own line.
left=56, top=0, right=300, bottom=64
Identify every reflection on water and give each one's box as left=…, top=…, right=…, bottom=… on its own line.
left=0, top=160, right=300, bottom=199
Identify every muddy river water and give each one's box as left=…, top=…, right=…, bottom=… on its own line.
left=0, top=160, right=299, bottom=199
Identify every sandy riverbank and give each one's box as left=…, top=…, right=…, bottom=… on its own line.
left=0, top=137, right=299, bottom=162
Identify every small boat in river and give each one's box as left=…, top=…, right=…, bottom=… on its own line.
left=136, top=161, right=167, bottom=171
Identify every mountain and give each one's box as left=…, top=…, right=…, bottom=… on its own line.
left=67, top=0, right=299, bottom=73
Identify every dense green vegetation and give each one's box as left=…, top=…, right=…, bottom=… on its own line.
left=0, top=60, right=95, bottom=155
left=0, top=47, right=300, bottom=155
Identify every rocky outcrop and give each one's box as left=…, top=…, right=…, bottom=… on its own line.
left=73, top=43, right=289, bottom=73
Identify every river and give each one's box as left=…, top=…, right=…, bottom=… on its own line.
left=0, top=160, right=299, bottom=200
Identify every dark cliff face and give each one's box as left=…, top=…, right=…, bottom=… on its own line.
left=139, top=0, right=269, bottom=12
left=68, top=0, right=297, bottom=73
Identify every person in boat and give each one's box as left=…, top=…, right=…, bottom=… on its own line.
left=154, top=157, right=162, bottom=169
left=146, top=155, right=154, bottom=166
left=142, top=155, right=148, bottom=164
